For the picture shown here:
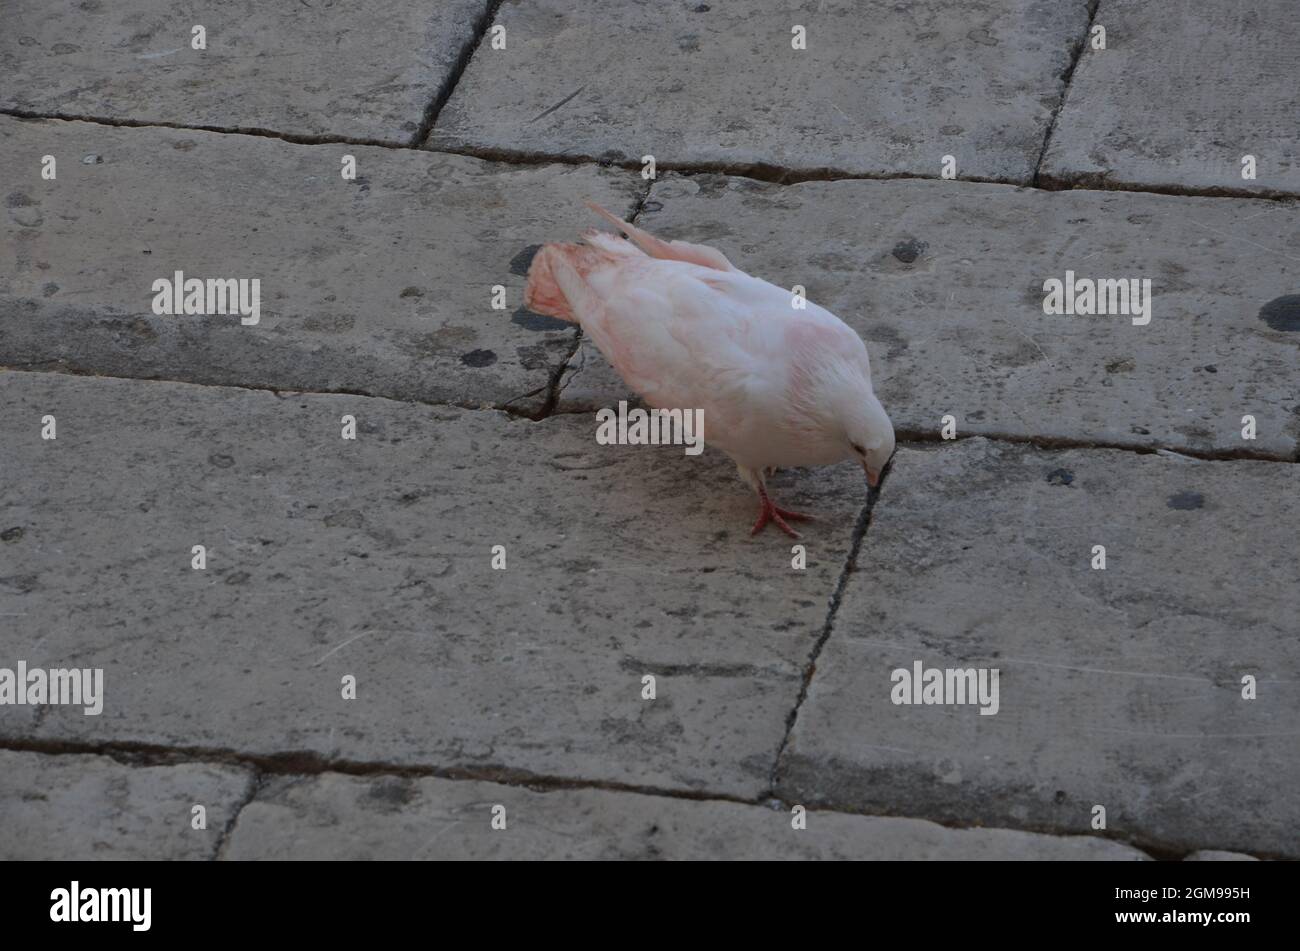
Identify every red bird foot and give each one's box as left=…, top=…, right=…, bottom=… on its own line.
left=751, top=488, right=816, bottom=538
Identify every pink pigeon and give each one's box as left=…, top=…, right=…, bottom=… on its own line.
left=525, top=202, right=894, bottom=538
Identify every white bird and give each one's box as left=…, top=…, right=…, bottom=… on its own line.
left=525, top=202, right=894, bottom=537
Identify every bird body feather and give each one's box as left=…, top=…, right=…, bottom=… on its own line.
left=525, top=203, right=894, bottom=523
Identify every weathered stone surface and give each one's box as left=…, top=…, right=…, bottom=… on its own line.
left=0, top=0, right=490, bottom=144
left=1042, top=0, right=1300, bottom=197
left=777, top=439, right=1300, bottom=858
left=558, top=174, right=1300, bottom=460
left=0, top=117, right=642, bottom=413
left=430, top=0, right=1091, bottom=184
left=223, top=770, right=1148, bottom=859
left=0, top=750, right=251, bottom=859
left=0, top=371, right=862, bottom=797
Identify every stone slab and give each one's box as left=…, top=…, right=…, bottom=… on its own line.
left=1042, top=0, right=1300, bottom=197
left=0, top=750, right=252, bottom=859
left=223, top=770, right=1148, bottom=859
left=429, top=0, right=1091, bottom=184
left=0, top=117, right=642, bottom=414
left=0, top=371, right=863, bottom=798
left=0, top=0, right=490, bottom=145
left=777, top=439, right=1300, bottom=858
left=558, top=174, right=1300, bottom=460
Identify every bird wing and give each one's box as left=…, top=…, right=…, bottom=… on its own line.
left=582, top=261, right=801, bottom=442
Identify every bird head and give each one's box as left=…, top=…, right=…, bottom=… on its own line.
left=845, top=391, right=895, bottom=487
left=788, top=329, right=895, bottom=486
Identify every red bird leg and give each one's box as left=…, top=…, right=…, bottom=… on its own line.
left=751, top=484, right=815, bottom=538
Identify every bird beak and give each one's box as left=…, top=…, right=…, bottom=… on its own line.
left=865, top=463, right=880, bottom=488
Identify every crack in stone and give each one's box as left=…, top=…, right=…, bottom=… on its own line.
left=6, top=735, right=1217, bottom=860
left=766, top=458, right=890, bottom=796
left=4, top=103, right=1296, bottom=203
left=0, top=108, right=409, bottom=151
left=0, top=734, right=760, bottom=808
left=894, top=428, right=1294, bottom=464
left=5, top=364, right=1293, bottom=464
left=527, top=176, right=655, bottom=421
left=1031, top=0, right=1102, bottom=188
left=411, top=0, right=506, bottom=148
left=432, top=140, right=1029, bottom=188
left=212, top=768, right=262, bottom=861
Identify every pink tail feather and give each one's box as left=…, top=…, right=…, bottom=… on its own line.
left=583, top=200, right=733, bottom=271
left=523, top=200, right=735, bottom=323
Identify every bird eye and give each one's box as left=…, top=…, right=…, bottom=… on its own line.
left=851, top=442, right=866, bottom=455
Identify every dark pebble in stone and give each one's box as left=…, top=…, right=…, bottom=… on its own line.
left=460, top=349, right=498, bottom=367
left=512, top=308, right=570, bottom=332
left=1259, top=295, right=1300, bottom=332
left=208, top=453, right=235, bottom=468
left=509, top=244, right=542, bottom=276
left=892, top=238, right=928, bottom=264
left=1167, top=491, right=1204, bottom=510
left=1, top=527, right=24, bottom=543
left=1045, top=468, right=1074, bottom=486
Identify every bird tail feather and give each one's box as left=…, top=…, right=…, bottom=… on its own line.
left=524, top=199, right=735, bottom=323
left=583, top=200, right=733, bottom=271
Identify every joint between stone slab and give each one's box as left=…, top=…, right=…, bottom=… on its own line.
left=0, top=735, right=761, bottom=812
left=1034, top=170, right=1300, bottom=204
left=1031, top=0, right=1102, bottom=188
left=17, top=738, right=1283, bottom=859
left=0, top=108, right=409, bottom=152
left=516, top=330, right=583, bottom=420
left=212, top=768, right=263, bottom=861
left=430, top=140, right=1028, bottom=188
left=5, top=109, right=1291, bottom=204
left=411, top=0, right=507, bottom=148
left=765, top=785, right=1289, bottom=861
left=765, top=468, right=889, bottom=796
left=432, top=141, right=1300, bottom=204
left=525, top=177, right=655, bottom=421
left=0, top=364, right=550, bottom=423
left=896, top=428, right=1296, bottom=465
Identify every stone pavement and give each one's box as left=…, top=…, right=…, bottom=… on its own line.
left=1, top=2, right=1296, bottom=861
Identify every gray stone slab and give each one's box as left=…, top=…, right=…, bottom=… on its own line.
left=0, top=0, right=490, bottom=145
left=429, top=0, right=1091, bottom=184
left=1, top=371, right=863, bottom=798
left=777, top=439, right=1300, bottom=858
left=0, top=117, right=642, bottom=413
left=558, top=174, right=1300, bottom=460
left=0, top=750, right=252, bottom=859
left=223, top=770, right=1148, bottom=859
left=1042, top=0, right=1300, bottom=197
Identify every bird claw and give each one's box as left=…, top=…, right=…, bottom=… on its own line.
left=751, top=499, right=815, bottom=538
